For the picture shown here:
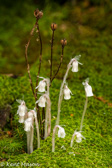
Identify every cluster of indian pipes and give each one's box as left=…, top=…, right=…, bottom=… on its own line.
left=16, top=8, right=93, bottom=154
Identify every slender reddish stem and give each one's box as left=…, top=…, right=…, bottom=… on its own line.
left=50, top=30, right=55, bottom=82
left=35, top=22, right=43, bottom=135
left=51, top=45, right=64, bottom=83
left=25, top=23, right=37, bottom=100
left=36, top=23, right=42, bottom=99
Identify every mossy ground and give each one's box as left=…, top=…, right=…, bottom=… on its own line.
left=0, top=1, right=112, bottom=168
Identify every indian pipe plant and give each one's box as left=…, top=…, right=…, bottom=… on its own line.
left=16, top=8, right=93, bottom=154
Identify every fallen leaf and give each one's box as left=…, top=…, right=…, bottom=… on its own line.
left=94, top=95, right=112, bottom=107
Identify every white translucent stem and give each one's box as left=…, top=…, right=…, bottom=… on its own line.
left=47, top=104, right=51, bottom=137
left=70, top=134, right=76, bottom=147
left=45, top=79, right=51, bottom=139
left=56, top=60, right=73, bottom=126
left=52, top=125, right=60, bottom=152
left=29, top=126, right=34, bottom=154
left=46, top=79, right=50, bottom=96
left=27, top=131, right=30, bottom=154
left=45, top=98, right=51, bottom=138
left=80, top=96, right=88, bottom=132
left=35, top=116, right=40, bottom=148
left=45, top=105, right=48, bottom=138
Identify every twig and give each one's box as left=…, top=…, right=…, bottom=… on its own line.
left=35, top=22, right=43, bottom=126
left=35, top=23, right=42, bottom=99
left=50, top=29, right=55, bottom=81
left=51, top=39, right=67, bottom=84
left=51, top=45, right=64, bottom=83
left=25, top=24, right=37, bottom=100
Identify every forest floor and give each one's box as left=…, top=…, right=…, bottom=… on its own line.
left=0, top=1, right=112, bottom=167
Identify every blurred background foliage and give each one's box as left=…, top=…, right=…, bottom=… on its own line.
left=0, top=0, right=112, bottom=74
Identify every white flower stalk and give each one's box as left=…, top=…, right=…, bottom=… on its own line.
left=52, top=125, right=66, bottom=152
left=35, top=95, right=47, bottom=107
left=25, top=109, right=40, bottom=154
left=27, top=131, right=30, bottom=154
left=29, top=125, right=34, bottom=154
left=64, top=85, right=73, bottom=100
left=71, top=55, right=82, bottom=72
left=25, top=116, right=33, bottom=154
left=45, top=94, right=51, bottom=139
left=35, top=77, right=51, bottom=140
left=39, top=78, right=51, bottom=139
left=70, top=131, right=85, bottom=147
left=82, top=78, right=93, bottom=97
left=80, top=78, right=93, bottom=132
left=36, top=80, right=46, bottom=92
left=56, top=55, right=82, bottom=126
left=33, top=109, right=40, bottom=149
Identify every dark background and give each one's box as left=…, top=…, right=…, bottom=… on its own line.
left=0, top=0, right=111, bottom=74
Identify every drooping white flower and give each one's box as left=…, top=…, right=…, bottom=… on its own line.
left=71, top=55, right=82, bottom=72
left=58, top=126, right=66, bottom=138
left=82, top=78, right=93, bottom=97
left=36, top=95, right=47, bottom=107
left=74, top=131, right=85, bottom=143
left=28, top=110, right=37, bottom=119
left=36, top=80, right=46, bottom=92
left=24, top=117, right=33, bottom=132
left=17, top=101, right=27, bottom=117
left=63, top=85, right=73, bottom=100
left=76, top=137, right=82, bottom=143
left=72, top=60, right=79, bottom=72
